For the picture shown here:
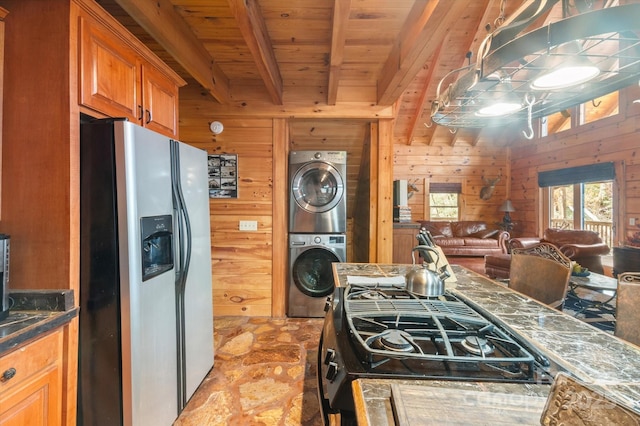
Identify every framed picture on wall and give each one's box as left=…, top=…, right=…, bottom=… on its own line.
left=208, top=154, right=238, bottom=198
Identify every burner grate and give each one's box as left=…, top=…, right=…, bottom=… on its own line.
left=342, top=284, right=539, bottom=380
left=346, top=298, right=481, bottom=317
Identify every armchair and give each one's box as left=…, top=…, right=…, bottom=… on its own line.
left=510, top=228, right=610, bottom=274
left=485, top=228, right=610, bottom=279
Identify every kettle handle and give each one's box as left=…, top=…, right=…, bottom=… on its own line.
left=411, top=245, right=440, bottom=267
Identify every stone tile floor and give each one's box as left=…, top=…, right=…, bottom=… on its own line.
left=174, top=316, right=325, bottom=426
left=173, top=287, right=616, bottom=425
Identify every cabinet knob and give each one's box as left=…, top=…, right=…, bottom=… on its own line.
left=1, top=367, right=16, bottom=382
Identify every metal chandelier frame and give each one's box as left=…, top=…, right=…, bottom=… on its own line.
left=430, top=3, right=640, bottom=132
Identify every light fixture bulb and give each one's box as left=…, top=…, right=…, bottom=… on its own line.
left=474, top=75, right=523, bottom=117
left=530, top=41, right=600, bottom=91
left=476, top=101, right=523, bottom=117
left=531, top=65, right=600, bottom=90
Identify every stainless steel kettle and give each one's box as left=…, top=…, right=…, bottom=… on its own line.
left=405, top=246, right=450, bottom=297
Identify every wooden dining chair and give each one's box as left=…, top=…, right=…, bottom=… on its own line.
left=509, top=243, right=572, bottom=310
left=615, top=272, right=640, bottom=346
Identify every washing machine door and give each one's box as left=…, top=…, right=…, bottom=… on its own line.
left=291, top=162, right=344, bottom=214
left=292, top=247, right=339, bottom=297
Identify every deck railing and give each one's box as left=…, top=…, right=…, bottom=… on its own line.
left=550, top=219, right=613, bottom=248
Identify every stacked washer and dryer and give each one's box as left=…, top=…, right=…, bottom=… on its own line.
left=288, top=151, right=347, bottom=317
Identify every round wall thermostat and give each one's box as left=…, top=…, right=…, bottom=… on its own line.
left=210, top=121, right=224, bottom=134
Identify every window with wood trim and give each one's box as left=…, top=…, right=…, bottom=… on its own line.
left=539, top=163, right=614, bottom=248
left=429, top=182, right=461, bottom=221
left=540, top=91, right=619, bottom=137
left=581, top=92, right=619, bottom=125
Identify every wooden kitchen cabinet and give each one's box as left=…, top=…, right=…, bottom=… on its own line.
left=392, top=224, right=420, bottom=264
left=0, top=329, right=63, bottom=426
left=78, top=11, right=181, bottom=137
left=0, top=0, right=185, bottom=423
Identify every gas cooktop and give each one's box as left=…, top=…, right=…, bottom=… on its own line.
left=343, top=284, right=544, bottom=379
left=318, top=283, right=554, bottom=422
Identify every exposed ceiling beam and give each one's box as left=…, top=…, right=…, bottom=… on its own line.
left=327, top=0, right=352, bottom=105
left=377, top=0, right=473, bottom=106
left=407, top=44, right=443, bottom=145
left=227, top=0, right=284, bottom=105
left=416, top=0, right=494, bottom=145
left=114, top=0, right=230, bottom=103
left=451, top=128, right=481, bottom=146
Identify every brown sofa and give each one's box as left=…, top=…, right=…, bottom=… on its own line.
left=418, top=221, right=510, bottom=256
left=485, top=228, right=610, bottom=278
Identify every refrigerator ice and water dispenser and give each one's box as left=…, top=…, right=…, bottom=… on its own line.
left=140, top=215, right=174, bottom=281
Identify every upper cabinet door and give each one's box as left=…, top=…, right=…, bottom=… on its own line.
left=78, top=15, right=140, bottom=123
left=142, top=64, right=179, bottom=138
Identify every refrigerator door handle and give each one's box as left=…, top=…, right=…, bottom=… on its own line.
left=170, top=140, right=192, bottom=284
left=170, top=139, right=192, bottom=411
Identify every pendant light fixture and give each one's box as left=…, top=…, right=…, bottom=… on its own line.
left=475, top=75, right=523, bottom=117
left=430, top=2, right=640, bottom=130
left=530, top=41, right=600, bottom=91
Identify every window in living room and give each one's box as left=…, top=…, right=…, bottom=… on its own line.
left=539, top=163, right=615, bottom=249
left=429, top=182, right=461, bottom=220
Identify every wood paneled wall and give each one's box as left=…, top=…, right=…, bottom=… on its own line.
left=393, top=145, right=510, bottom=224
left=180, top=114, right=276, bottom=316
left=179, top=85, right=379, bottom=316
left=352, top=126, right=372, bottom=263
left=508, top=84, right=640, bottom=244
left=180, top=80, right=640, bottom=318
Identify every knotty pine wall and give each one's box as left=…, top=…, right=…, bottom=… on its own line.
left=508, top=84, right=640, bottom=244
left=179, top=116, right=277, bottom=316
left=393, top=144, right=511, bottom=225
left=180, top=81, right=640, bottom=318
left=178, top=85, right=381, bottom=316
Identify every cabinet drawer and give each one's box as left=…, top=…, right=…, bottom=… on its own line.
left=0, top=329, right=63, bottom=395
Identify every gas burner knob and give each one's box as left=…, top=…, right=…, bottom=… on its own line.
left=326, top=361, right=339, bottom=381
left=324, top=348, right=335, bottom=365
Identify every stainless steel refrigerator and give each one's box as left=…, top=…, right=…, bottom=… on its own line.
left=78, top=118, right=214, bottom=425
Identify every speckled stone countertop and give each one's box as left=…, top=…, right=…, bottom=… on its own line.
left=0, top=290, right=77, bottom=355
left=332, top=263, right=640, bottom=418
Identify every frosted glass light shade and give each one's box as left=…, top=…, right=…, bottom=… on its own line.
left=531, top=64, right=600, bottom=90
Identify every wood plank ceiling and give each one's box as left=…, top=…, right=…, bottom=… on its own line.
left=97, top=0, right=617, bottom=147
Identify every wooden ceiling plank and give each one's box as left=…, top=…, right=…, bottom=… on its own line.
left=227, top=0, right=284, bottom=105
left=407, top=43, right=443, bottom=145
left=114, top=0, right=230, bottom=102
left=406, top=0, right=493, bottom=145
left=327, top=0, right=352, bottom=105
left=377, top=0, right=473, bottom=106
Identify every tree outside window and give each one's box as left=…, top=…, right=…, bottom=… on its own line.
left=429, top=193, right=459, bottom=220
left=550, top=181, right=613, bottom=247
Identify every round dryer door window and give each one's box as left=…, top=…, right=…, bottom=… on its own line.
left=292, top=248, right=339, bottom=297
left=291, top=162, right=344, bottom=213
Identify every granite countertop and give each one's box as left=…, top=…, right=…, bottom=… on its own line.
left=0, top=290, right=77, bottom=355
left=333, top=263, right=640, bottom=418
